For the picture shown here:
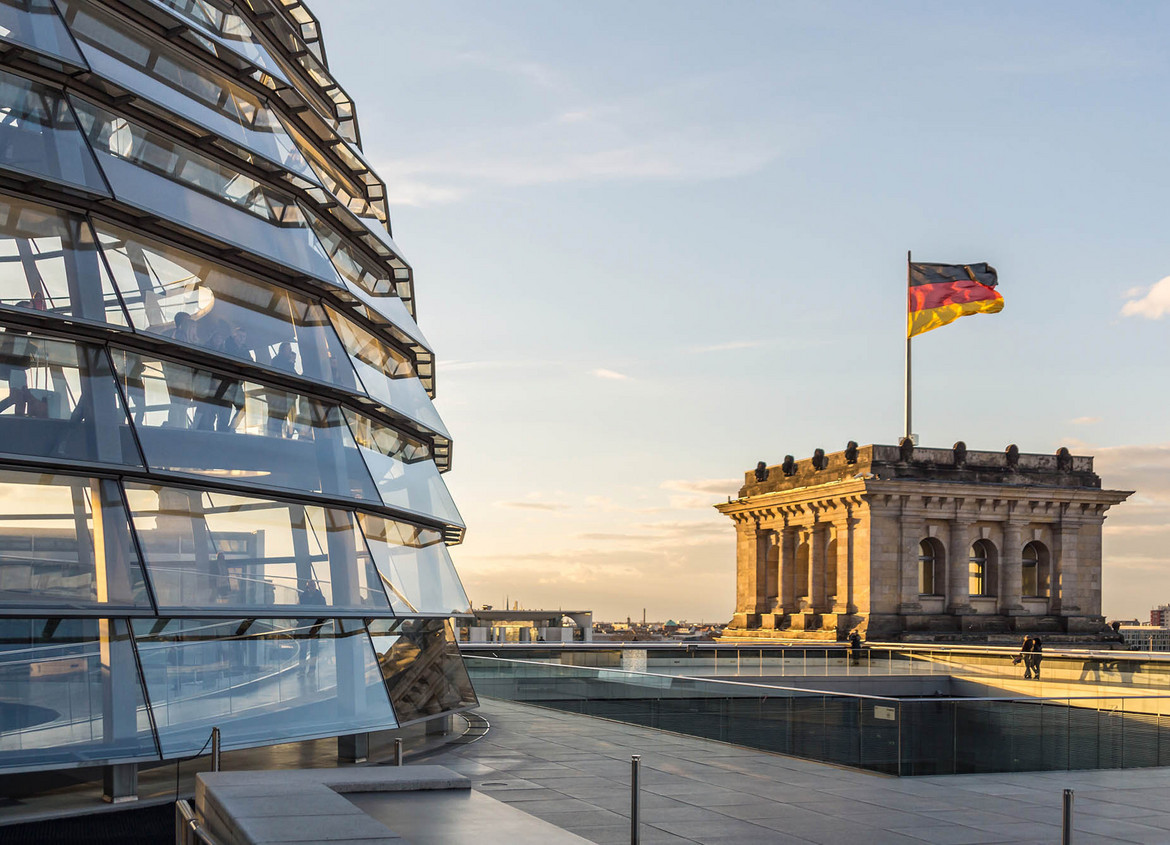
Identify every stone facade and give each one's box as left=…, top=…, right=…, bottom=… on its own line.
left=715, top=443, right=1131, bottom=641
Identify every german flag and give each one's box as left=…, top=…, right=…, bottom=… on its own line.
left=908, top=261, right=1003, bottom=338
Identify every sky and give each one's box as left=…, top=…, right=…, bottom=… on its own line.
left=312, top=1, right=1170, bottom=623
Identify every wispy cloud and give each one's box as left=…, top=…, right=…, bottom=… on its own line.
left=690, top=340, right=771, bottom=353
left=1070, top=416, right=1101, bottom=425
left=497, top=501, right=571, bottom=511
left=591, top=368, right=631, bottom=381
left=1121, top=277, right=1170, bottom=319
left=661, top=478, right=741, bottom=495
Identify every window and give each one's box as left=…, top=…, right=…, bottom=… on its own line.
left=0, top=196, right=128, bottom=326
left=919, top=538, right=944, bottom=596
left=131, top=617, right=394, bottom=755
left=0, top=328, right=141, bottom=467
left=1022, top=541, right=1049, bottom=598
left=0, top=618, right=158, bottom=771
left=0, top=471, right=150, bottom=611
left=0, top=0, right=85, bottom=67
left=57, top=0, right=312, bottom=180
left=123, top=483, right=388, bottom=612
left=0, top=70, right=108, bottom=194
left=110, top=348, right=379, bottom=502
left=366, top=618, right=477, bottom=723
left=357, top=513, right=469, bottom=615
left=326, top=305, right=448, bottom=437
left=95, top=220, right=361, bottom=392
left=969, top=539, right=997, bottom=597
left=343, top=409, right=462, bottom=526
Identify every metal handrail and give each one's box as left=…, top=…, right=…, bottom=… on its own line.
left=175, top=799, right=228, bottom=845
left=464, top=653, right=1170, bottom=706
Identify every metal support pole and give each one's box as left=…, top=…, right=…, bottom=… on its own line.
left=1062, top=789, right=1074, bottom=845
left=904, top=249, right=912, bottom=440
left=394, top=737, right=404, bottom=767
left=210, top=727, right=221, bottom=773
left=630, top=755, right=641, bottom=845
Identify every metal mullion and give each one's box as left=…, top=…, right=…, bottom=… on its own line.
left=122, top=614, right=164, bottom=759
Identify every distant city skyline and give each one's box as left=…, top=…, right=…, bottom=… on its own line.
left=316, top=1, right=1170, bottom=622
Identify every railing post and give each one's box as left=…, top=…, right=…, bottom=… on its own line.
left=630, top=755, right=641, bottom=844
left=210, top=727, right=221, bottom=773
left=1062, top=788, right=1074, bottom=844
left=394, top=737, right=404, bottom=766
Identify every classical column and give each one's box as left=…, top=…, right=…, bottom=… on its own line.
left=779, top=525, right=798, bottom=614
left=948, top=516, right=972, bottom=612
left=898, top=497, right=921, bottom=611
left=1055, top=506, right=1081, bottom=616
left=999, top=514, right=1024, bottom=616
left=734, top=518, right=766, bottom=618
left=834, top=510, right=856, bottom=614
left=809, top=522, right=826, bottom=612
left=763, top=530, right=779, bottom=611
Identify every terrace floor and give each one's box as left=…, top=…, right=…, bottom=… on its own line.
left=428, top=698, right=1170, bottom=845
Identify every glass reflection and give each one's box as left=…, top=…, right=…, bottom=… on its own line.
left=326, top=306, right=448, bottom=437
left=123, top=483, right=388, bottom=612
left=0, top=472, right=150, bottom=611
left=0, top=0, right=86, bottom=66
left=70, top=98, right=336, bottom=282
left=95, top=221, right=361, bottom=392
left=0, top=618, right=157, bottom=770
left=367, top=619, right=476, bottom=724
left=0, top=196, right=128, bottom=326
left=110, top=349, right=378, bottom=501
left=357, top=513, right=469, bottom=615
left=0, top=69, right=107, bottom=193
left=143, top=0, right=288, bottom=84
left=131, top=617, right=396, bottom=756
left=56, top=0, right=312, bottom=180
left=0, top=328, right=141, bottom=466
left=345, top=410, right=462, bottom=526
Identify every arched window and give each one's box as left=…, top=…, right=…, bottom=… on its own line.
left=969, top=539, right=997, bottom=597
left=918, top=538, right=944, bottom=596
left=1022, top=541, right=1049, bottom=598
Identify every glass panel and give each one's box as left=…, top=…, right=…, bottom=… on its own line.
left=0, top=0, right=86, bottom=66
left=0, top=196, right=127, bottom=326
left=358, top=513, right=469, bottom=615
left=0, top=473, right=149, bottom=611
left=326, top=306, right=448, bottom=437
left=56, top=0, right=312, bottom=180
left=0, top=328, right=141, bottom=466
left=95, top=220, right=361, bottom=392
left=367, top=619, right=476, bottom=723
left=340, top=288, right=431, bottom=354
left=0, top=618, right=157, bottom=771
left=110, top=349, right=378, bottom=501
left=142, top=0, right=288, bottom=84
left=124, top=482, right=388, bottom=612
left=70, top=98, right=337, bottom=282
left=286, top=123, right=384, bottom=223
left=0, top=70, right=108, bottom=193
left=132, top=617, right=396, bottom=756
left=309, top=210, right=396, bottom=297
left=344, top=410, right=462, bottom=527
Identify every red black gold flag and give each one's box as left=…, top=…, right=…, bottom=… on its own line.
left=907, top=262, right=1003, bottom=338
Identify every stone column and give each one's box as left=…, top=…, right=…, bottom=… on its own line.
left=779, top=525, right=798, bottom=614
left=1055, top=507, right=1080, bottom=617
left=763, top=530, right=779, bottom=611
left=999, top=516, right=1024, bottom=616
left=834, top=511, right=855, bottom=614
left=897, top=498, right=921, bottom=612
left=948, top=517, right=972, bottom=613
left=733, top=518, right=764, bottom=625
left=809, top=522, right=826, bottom=612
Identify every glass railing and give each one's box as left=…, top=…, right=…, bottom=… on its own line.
left=464, top=654, right=1170, bottom=776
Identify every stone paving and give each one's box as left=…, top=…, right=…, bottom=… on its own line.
left=427, top=699, right=1170, bottom=844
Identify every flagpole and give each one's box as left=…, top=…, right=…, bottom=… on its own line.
left=904, top=250, right=911, bottom=441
